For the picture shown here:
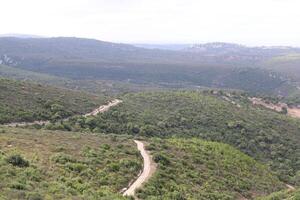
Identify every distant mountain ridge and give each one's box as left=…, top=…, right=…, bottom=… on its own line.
left=133, top=43, right=190, bottom=51
left=184, top=42, right=300, bottom=55
left=0, top=37, right=299, bottom=97
left=134, top=42, right=300, bottom=54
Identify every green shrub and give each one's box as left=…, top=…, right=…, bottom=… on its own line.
left=153, top=153, right=170, bottom=166
left=27, top=193, right=43, bottom=200
left=6, top=154, right=29, bottom=167
left=10, top=182, right=26, bottom=190
left=51, top=153, right=75, bottom=164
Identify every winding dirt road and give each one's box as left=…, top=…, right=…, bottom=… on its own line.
left=3, top=99, right=122, bottom=127
left=123, top=140, right=157, bottom=197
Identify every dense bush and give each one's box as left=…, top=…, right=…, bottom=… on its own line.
left=6, top=154, right=29, bottom=167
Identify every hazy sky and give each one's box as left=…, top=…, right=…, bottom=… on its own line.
left=0, top=0, right=300, bottom=45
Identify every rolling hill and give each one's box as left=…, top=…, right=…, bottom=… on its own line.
left=0, top=78, right=107, bottom=124
left=0, top=64, right=161, bottom=95
left=54, top=91, right=300, bottom=185
left=262, top=53, right=300, bottom=81
left=0, top=127, right=288, bottom=200
left=137, top=138, right=285, bottom=200
left=0, top=128, right=141, bottom=199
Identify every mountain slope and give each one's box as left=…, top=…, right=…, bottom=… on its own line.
left=0, top=78, right=107, bottom=123
left=262, top=54, right=300, bottom=81
left=0, top=128, right=141, bottom=200
left=137, top=138, right=285, bottom=200
left=56, top=91, right=300, bottom=184
left=0, top=64, right=68, bottom=84
left=257, top=188, right=300, bottom=200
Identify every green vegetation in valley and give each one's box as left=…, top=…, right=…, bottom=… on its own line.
left=53, top=91, right=300, bottom=185
left=0, top=64, right=68, bottom=84
left=137, top=138, right=285, bottom=200
left=0, top=64, right=164, bottom=95
left=263, top=54, right=300, bottom=81
left=0, top=78, right=107, bottom=124
left=0, top=128, right=141, bottom=199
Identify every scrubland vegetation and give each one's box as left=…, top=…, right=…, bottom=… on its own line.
left=257, top=188, right=300, bottom=200
left=51, top=91, right=300, bottom=185
left=0, top=128, right=141, bottom=199
left=137, top=138, right=285, bottom=200
left=0, top=78, right=107, bottom=124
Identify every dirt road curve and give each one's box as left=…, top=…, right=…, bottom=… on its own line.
left=84, top=99, right=122, bottom=117
left=3, top=99, right=122, bottom=127
left=123, top=140, right=157, bottom=197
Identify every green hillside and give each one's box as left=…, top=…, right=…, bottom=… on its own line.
left=0, top=128, right=141, bottom=199
left=257, top=188, right=300, bottom=200
left=137, top=138, right=285, bottom=200
left=0, top=64, right=67, bottom=84
left=55, top=91, right=300, bottom=184
left=0, top=78, right=107, bottom=124
left=0, top=64, right=165, bottom=95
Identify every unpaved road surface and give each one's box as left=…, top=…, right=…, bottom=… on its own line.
left=286, top=184, right=296, bottom=191
left=123, top=140, right=157, bottom=197
left=3, top=99, right=122, bottom=127
left=250, top=97, right=300, bottom=119
left=84, top=99, right=122, bottom=117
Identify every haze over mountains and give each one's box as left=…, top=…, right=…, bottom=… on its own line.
left=0, top=36, right=300, bottom=99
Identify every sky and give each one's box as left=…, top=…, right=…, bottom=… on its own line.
left=0, top=0, right=300, bottom=46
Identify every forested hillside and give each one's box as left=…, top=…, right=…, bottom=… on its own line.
left=54, top=91, right=300, bottom=184
left=262, top=54, right=300, bottom=81
left=0, top=78, right=107, bottom=124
